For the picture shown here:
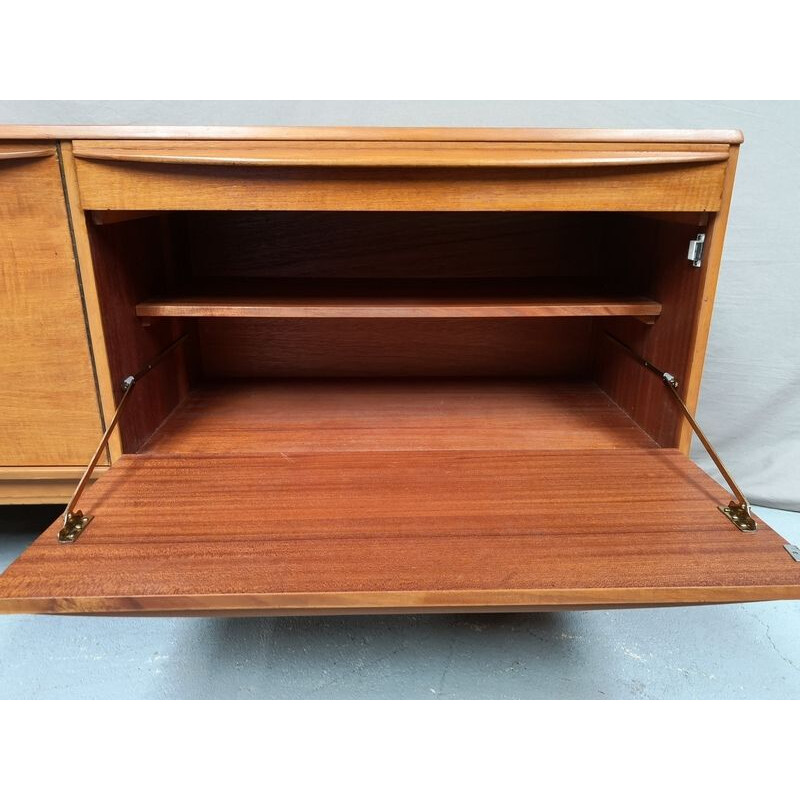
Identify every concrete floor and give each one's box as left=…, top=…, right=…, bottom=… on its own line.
left=1, top=505, right=799, bottom=699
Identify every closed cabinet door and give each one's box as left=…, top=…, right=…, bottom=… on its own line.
left=0, top=144, right=103, bottom=465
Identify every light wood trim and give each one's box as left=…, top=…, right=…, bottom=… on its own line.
left=0, top=467, right=108, bottom=505
left=0, top=144, right=54, bottom=160
left=676, top=144, right=741, bottom=454
left=72, top=140, right=731, bottom=169
left=0, top=481, right=83, bottom=505
left=59, top=142, right=122, bottom=461
left=0, top=466, right=109, bottom=480
left=0, top=126, right=745, bottom=143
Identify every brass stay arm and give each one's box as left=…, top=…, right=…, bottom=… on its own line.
left=605, top=332, right=757, bottom=533
left=59, top=334, right=190, bottom=542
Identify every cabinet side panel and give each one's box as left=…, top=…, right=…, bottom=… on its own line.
left=677, top=146, right=740, bottom=452
left=85, top=214, right=193, bottom=453
left=594, top=214, right=708, bottom=447
left=594, top=150, right=739, bottom=450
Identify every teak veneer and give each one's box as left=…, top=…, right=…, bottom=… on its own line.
left=1, top=126, right=798, bottom=616
left=1, top=450, right=795, bottom=616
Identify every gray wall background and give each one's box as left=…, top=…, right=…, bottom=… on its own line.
left=2, top=101, right=797, bottom=510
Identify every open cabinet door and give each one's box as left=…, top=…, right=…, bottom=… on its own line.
left=1, top=446, right=799, bottom=615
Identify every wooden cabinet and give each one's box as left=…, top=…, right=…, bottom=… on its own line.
left=0, top=126, right=798, bottom=615
left=0, top=143, right=105, bottom=501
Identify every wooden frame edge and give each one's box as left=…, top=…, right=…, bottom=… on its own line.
left=1, top=583, right=797, bottom=616
left=0, top=126, right=745, bottom=144
left=58, top=142, right=122, bottom=461
left=677, top=144, right=741, bottom=454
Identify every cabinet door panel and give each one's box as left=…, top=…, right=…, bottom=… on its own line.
left=0, top=144, right=103, bottom=465
left=1, top=449, right=799, bottom=615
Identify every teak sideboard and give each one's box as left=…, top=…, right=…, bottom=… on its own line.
left=1, top=126, right=798, bottom=616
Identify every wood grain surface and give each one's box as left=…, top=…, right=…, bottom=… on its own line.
left=73, top=161, right=729, bottom=212
left=59, top=143, right=122, bottom=460
left=0, top=449, right=797, bottom=615
left=181, top=211, right=603, bottom=281
left=198, top=318, right=594, bottom=378
left=141, top=380, right=657, bottom=454
left=675, top=145, right=741, bottom=453
left=595, top=215, right=711, bottom=447
left=0, top=144, right=104, bottom=465
left=85, top=214, right=194, bottom=453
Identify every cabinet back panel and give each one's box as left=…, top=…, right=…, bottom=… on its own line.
left=182, top=211, right=601, bottom=280
left=199, top=318, right=593, bottom=378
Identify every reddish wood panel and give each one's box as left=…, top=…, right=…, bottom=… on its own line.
left=85, top=214, right=194, bottom=452
left=198, top=318, right=594, bottom=378
left=141, top=380, right=657, bottom=454
left=0, top=449, right=797, bottom=615
left=594, top=215, right=708, bottom=447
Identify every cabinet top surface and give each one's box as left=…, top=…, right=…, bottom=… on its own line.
left=0, top=125, right=744, bottom=143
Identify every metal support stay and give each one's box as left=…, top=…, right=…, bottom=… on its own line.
left=58, top=333, right=190, bottom=543
left=605, top=332, right=758, bottom=533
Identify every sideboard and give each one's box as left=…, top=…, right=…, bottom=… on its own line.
left=1, top=126, right=798, bottom=615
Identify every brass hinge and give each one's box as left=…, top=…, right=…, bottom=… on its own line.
left=58, top=333, right=190, bottom=543
left=605, top=332, right=757, bottom=533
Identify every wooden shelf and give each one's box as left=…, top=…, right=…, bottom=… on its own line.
left=141, top=379, right=658, bottom=455
left=136, top=279, right=662, bottom=321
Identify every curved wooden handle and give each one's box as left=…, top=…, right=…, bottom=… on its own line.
left=73, top=141, right=731, bottom=169
left=0, top=145, right=54, bottom=161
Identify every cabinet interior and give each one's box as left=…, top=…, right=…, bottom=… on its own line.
left=85, top=210, right=709, bottom=456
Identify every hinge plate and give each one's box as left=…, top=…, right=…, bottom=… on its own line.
left=688, top=233, right=705, bottom=267
left=785, top=544, right=800, bottom=562
left=58, top=511, right=93, bottom=543
left=718, top=502, right=757, bottom=533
